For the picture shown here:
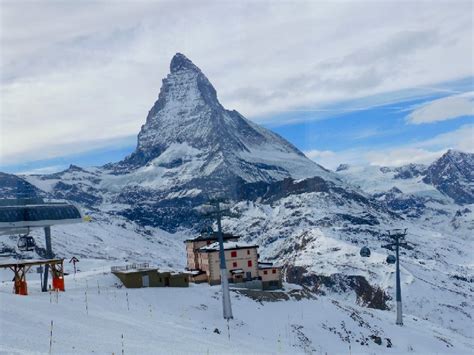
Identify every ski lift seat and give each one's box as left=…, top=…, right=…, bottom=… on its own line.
left=17, top=236, right=36, bottom=252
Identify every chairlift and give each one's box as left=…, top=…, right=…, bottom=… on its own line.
left=17, top=234, right=36, bottom=252
left=386, top=255, right=396, bottom=264
left=360, top=246, right=371, bottom=257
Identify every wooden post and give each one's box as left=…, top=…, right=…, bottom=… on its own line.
left=9, top=265, right=28, bottom=295
left=85, top=289, right=89, bottom=315
left=49, top=320, right=53, bottom=355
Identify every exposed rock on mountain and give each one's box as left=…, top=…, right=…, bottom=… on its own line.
left=393, top=163, right=427, bottom=180
left=0, top=172, right=45, bottom=199
left=422, top=150, right=474, bottom=204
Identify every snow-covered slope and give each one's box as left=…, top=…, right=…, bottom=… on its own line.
left=221, top=193, right=473, bottom=338
left=1, top=261, right=471, bottom=354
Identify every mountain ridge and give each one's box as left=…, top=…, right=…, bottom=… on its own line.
left=111, top=53, right=332, bottom=187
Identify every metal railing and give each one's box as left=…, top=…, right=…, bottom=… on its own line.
left=111, top=263, right=150, bottom=272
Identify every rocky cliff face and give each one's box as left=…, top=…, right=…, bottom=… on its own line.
left=0, top=172, right=45, bottom=199
left=422, top=150, right=474, bottom=204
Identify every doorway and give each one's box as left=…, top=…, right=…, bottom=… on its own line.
left=142, top=274, right=150, bottom=287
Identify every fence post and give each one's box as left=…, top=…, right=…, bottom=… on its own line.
left=49, top=320, right=53, bottom=355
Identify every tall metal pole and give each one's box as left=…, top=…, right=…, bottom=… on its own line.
left=214, top=201, right=233, bottom=320
left=42, top=226, right=53, bottom=292
left=387, top=229, right=406, bottom=326
left=395, top=234, right=403, bottom=326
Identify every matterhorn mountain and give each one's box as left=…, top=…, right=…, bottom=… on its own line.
left=92, top=53, right=339, bottom=228
left=1, top=54, right=473, bottom=348
left=112, top=53, right=333, bottom=184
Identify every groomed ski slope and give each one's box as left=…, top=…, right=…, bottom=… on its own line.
left=0, top=259, right=472, bottom=354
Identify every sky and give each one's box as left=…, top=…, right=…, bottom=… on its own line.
left=0, top=0, right=472, bottom=173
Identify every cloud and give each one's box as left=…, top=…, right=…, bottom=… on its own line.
left=304, top=150, right=335, bottom=159
left=416, top=123, right=474, bottom=152
left=406, top=92, right=474, bottom=124
left=305, top=124, right=473, bottom=168
left=365, top=147, right=446, bottom=167
left=1, top=0, right=473, bottom=164
left=16, top=165, right=67, bottom=175
left=304, top=149, right=362, bottom=170
left=304, top=149, right=336, bottom=162
left=0, top=134, right=136, bottom=166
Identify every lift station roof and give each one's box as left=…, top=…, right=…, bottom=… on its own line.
left=0, top=198, right=83, bottom=234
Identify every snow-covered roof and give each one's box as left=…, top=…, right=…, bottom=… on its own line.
left=198, top=241, right=258, bottom=252
left=184, top=232, right=240, bottom=243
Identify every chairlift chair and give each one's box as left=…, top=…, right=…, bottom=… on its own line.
left=17, top=234, right=36, bottom=252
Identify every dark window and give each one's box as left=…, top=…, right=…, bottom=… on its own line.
left=231, top=251, right=237, bottom=257
left=233, top=262, right=237, bottom=267
left=272, top=269, right=276, bottom=274
left=248, top=260, right=252, bottom=267
left=263, top=270, right=268, bottom=275
left=247, top=250, right=250, bottom=255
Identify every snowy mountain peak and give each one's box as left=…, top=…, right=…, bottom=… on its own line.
left=422, top=149, right=473, bottom=204
left=115, top=53, right=333, bottom=186
left=443, top=148, right=472, bottom=162
left=170, top=52, right=201, bottom=74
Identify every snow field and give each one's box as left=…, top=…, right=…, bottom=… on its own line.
left=1, top=259, right=472, bottom=354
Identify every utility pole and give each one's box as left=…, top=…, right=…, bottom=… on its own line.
left=383, top=229, right=408, bottom=326
left=214, top=201, right=233, bottom=320
left=200, top=199, right=233, bottom=320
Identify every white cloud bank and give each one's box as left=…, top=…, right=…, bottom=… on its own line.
left=407, top=92, right=474, bottom=124
left=305, top=124, right=474, bottom=169
left=1, top=0, right=473, bottom=165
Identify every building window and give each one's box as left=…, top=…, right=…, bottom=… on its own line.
left=247, top=250, right=250, bottom=255
left=272, top=269, right=276, bottom=274
left=248, top=260, right=252, bottom=267
left=233, top=262, right=237, bottom=268
left=263, top=270, right=268, bottom=275
left=231, top=251, right=237, bottom=257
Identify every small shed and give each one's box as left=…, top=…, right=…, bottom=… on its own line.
left=188, top=270, right=208, bottom=284
left=111, top=265, right=189, bottom=288
left=168, top=272, right=189, bottom=287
